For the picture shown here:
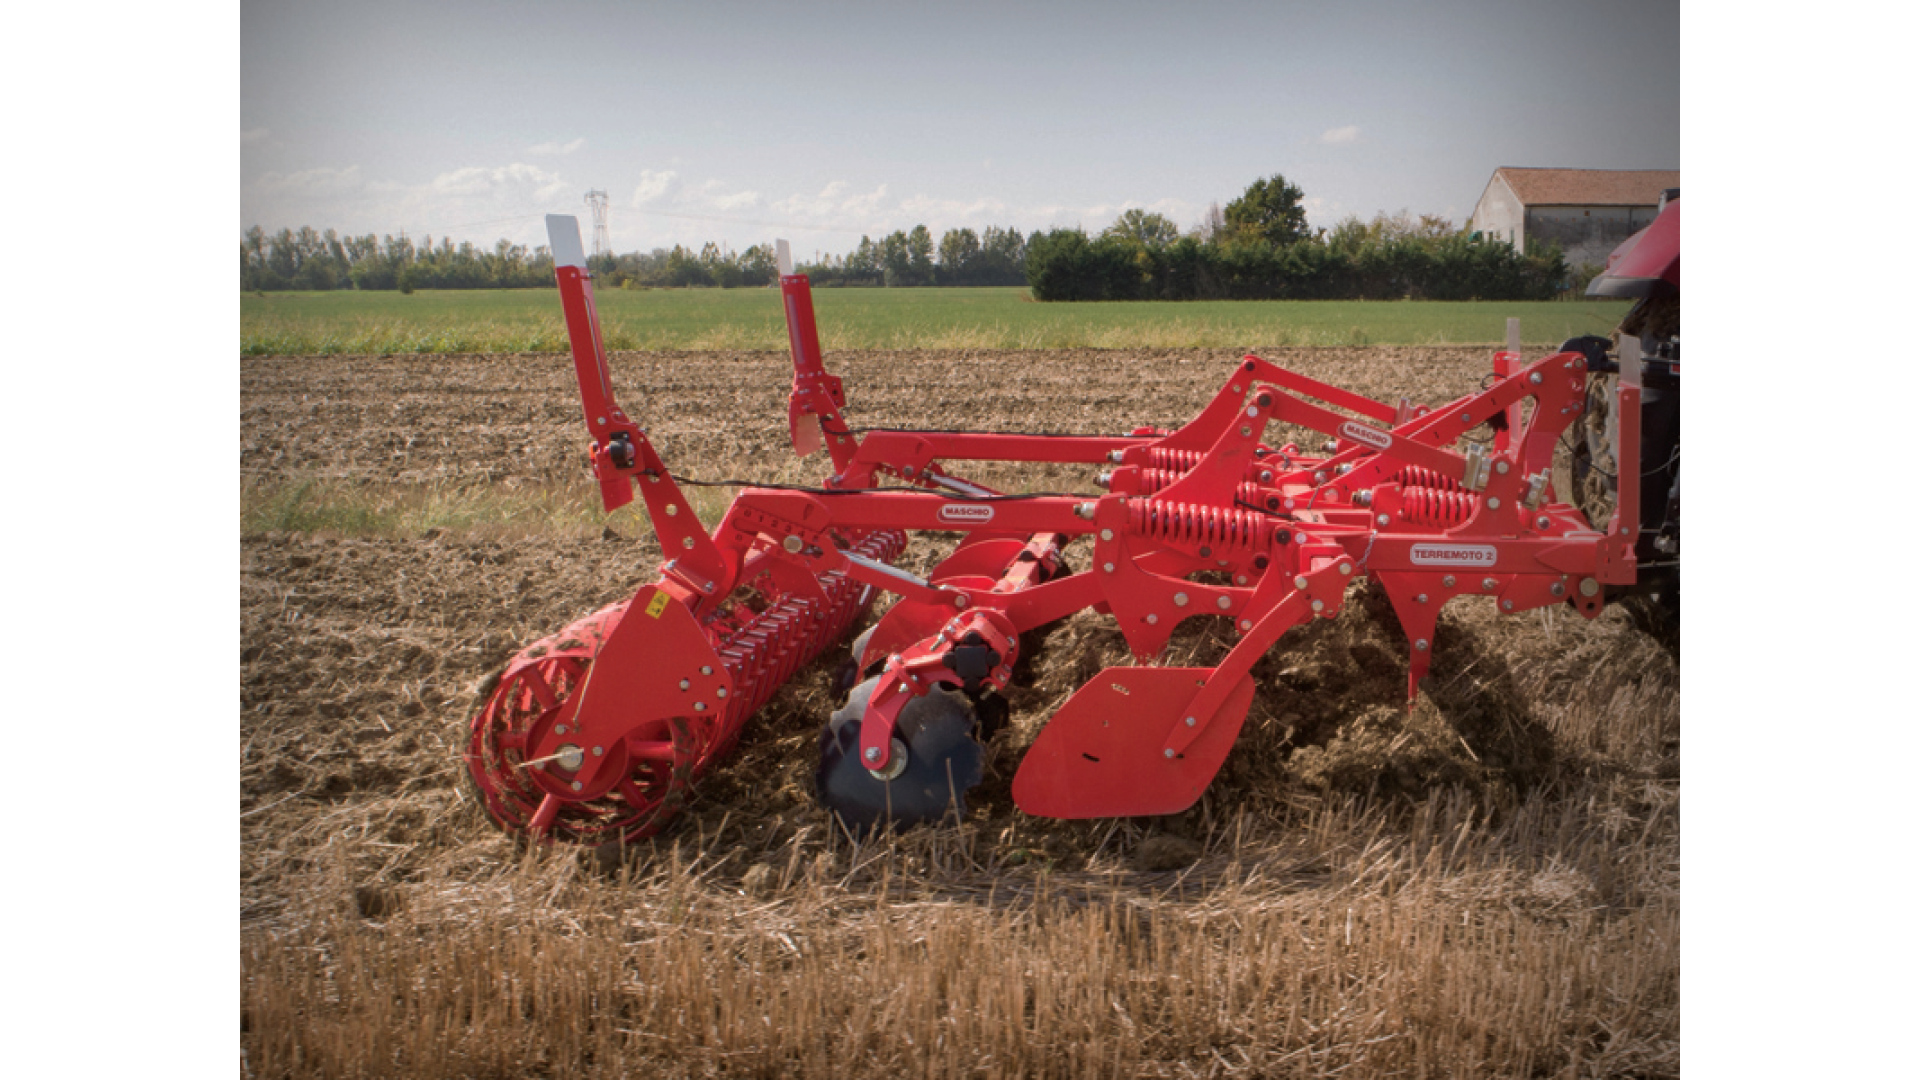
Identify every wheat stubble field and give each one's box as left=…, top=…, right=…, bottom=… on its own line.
left=240, top=345, right=1678, bottom=1078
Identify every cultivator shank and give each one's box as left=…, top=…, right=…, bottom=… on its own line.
left=464, top=214, right=1653, bottom=845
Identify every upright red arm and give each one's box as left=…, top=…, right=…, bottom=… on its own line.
left=776, top=239, right=858, bottom=473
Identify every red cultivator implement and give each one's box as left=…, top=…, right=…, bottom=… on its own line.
left=465, top=210, right=1675, bottom=844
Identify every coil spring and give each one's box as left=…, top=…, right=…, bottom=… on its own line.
left=1134, top=467, right=1265, bottom=505
left=1394, top=466, right=1461, bottom=491
left=1128, top=500, right=1272, bottom=554
left=1148, top=447, right=1205, bottom=472
left=1400, top=485, right=1477, bottom=528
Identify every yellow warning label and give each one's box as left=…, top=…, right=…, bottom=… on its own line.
left=645, top=591, right=671, bottom=619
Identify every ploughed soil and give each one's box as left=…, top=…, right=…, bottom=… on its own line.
left=241, top=348, right=1678, bottom=922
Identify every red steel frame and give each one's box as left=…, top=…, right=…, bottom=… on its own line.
left=465, top=217, right=1641, bottom=844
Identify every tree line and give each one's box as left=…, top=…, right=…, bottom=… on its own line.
left=241, top=225, right=554, bottom=292
left=242, top=172, right=1569, bottom=300
left=1025, top=177, right=1568, bottom=302
left=239, top=223, right=1030, bottom=292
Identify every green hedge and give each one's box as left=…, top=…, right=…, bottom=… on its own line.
left=1026, top=231, right=1567, bottom=302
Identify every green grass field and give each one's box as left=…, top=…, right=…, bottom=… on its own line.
left=242, top=286, right=1632, bottom=355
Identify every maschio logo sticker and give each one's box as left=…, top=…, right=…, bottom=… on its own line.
left=1339, top=420, right=1392, bottom=451
left=1410, top=543, right=1497, bottom=567
left=938, top=504, right=995, bottom=525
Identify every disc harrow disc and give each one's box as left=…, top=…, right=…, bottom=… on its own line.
left=815, top=676, right=984, bottom=833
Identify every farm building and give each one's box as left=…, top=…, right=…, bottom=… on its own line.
left=1470, top=167, right=1679, bottom=269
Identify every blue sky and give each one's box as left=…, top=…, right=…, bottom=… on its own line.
left=241, top=0, right=1679, bottom=258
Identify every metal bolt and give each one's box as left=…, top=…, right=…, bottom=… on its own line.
left=1103, top=561, right=1116, bottom=573
left=694, top=702, right=707, bottom=712
left=1338, top=562, right=1352, bottom=576
left=1174, top=592, right=1189, bottom=607
left=1495, top=460, right=1510, bottom=475
left=782, top=535, right=803, bottom=553
left=1100, top=528, right=1114, bottom=542
left=865, top=747, right=882, bottom=763
left=1235, top=574, right=1248, bottom=586
left=592, top=746, right=604, bottom=756
left=1529, top=371, right=1542, bottom=385
left=1482, top=578, right=1497, bottom=591
left=555, top=725, right=568, bottom=735
left=954, top=593, right=969, bottom=609
left=1260, top=470, right=1273, bottom=483
left=679, top=679, right=690, bottom=690
left=558, top=745, right=583, bottom=770
left=1537, top=516, right=1551, bottom=530
left=903, top=465, right=916, bottom=477
left=681, top=537, right=694, bottom=549
left=1164, top=749, right=1175, bottom=759
left=1415, top=639, right=1429, bottom=652
left=665, top=503, right=678, bottom=516
left=1231, top=383, right=1242, bottom=394
left=1487, top=497, right=1501, bottom=510
left=1217, top=596, right=1231, bottom=610
left=1240, top=619, right=1252, bottom=631
left=1146, top=614, right=1159, bottom=625
left=1295, top=576, right=1309, bottom=590
left=1461, top=413, right=1472, bottom=424
left=1240, top=425, right=1253, bottom=437
left=1337, top=463, right=1351, bottom=475
left=716, top=688, right=727, bottom=699
left=1075, top=502, right=1096, bottom=519
left=1502, top=600, right=1514, bottom=611
left=1185, top=716, right=1196, bottom=727
left=1442, top=575, right=1456, bottom=588
left=1377, top=513, right=1391, bottom=526
left=1311, top=599, right=1325, bottom=613
left=572, top=781, right=583, bottom=792
left=1551, top=582, right=1566, bottom=597
left=1416, top=593, right=1428, bottom=604
left=597, top=417, right=606, bottom=426
left=1314, top=471, right=1327, bottom=484
left=1579, top=578, right=1600, bottom=597
left=1246, top=405, right=1259, bottom=418
left=1284, top=499, right=1296, bottom=510
left=701, top=666, right=713, bottom=676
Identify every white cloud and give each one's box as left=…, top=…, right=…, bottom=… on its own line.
left=431, top=162, right=568, bottom=202
left=526, top=137, right=586, bottom=155
left=1321, top=125, right=1360, bottom=144
left=244, top=158, right=582, bottom=251
left=840, top=184, right=889, bottom=216
left=710, top=189, right=760, bottom=210
left=631, top=169, right=678, bottom=205
left=764, top=182, right=893, bottom=236
left=241, top=127, right=269, bottom=144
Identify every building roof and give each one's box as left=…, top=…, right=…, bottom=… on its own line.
left=1492, top=168, right=1680, bottom=207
